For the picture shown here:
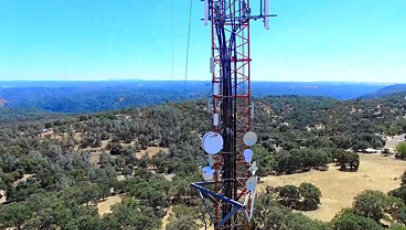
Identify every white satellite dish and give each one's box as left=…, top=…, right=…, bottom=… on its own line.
left=245, top=177, right=257, bottom=192
left=264, top=0, right=270, bottom=30
left=213, top=113, right=219, bottom=126
left=202, top=131, right=224, bottom=155
left=243, top=131, right=257, bottom=146
left=244, top=149, right=253, bottom=163
left=202, top=166, right=214, bottom=181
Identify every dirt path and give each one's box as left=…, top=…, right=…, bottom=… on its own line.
left=161, top=206, right=174, bottom=230
left=258, top=154, right=406, bottom=222
left=0, top=190, right=6, bottom=204
left=12, top=174, right=34, bottom=187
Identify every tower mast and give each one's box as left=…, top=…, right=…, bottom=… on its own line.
left=192, top=1, right=276, bottom=229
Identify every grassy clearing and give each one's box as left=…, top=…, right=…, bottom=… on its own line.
left=257, top=154, right=406, bottom=222
left=97, top=194, right=123, bottom=216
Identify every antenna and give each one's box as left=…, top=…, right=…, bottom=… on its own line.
left=202, top=131, right=224, bottom=155
left=264, top=0, right=270, bottom=29
left=204, top=0, right=209, bottom=26
left=243, top=149, right=253, bottom=163
left=191, top=1, right=276, bottom=229
left=243, top=131, right=258, bottom=147
left=202, top=166, right=215, bottom=181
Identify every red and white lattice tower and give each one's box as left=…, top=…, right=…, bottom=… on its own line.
left=192, top=1, right=276, bottom=229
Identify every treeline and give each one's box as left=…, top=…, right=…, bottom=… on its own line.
left=252, top=145, right=360, bottom=176
left=255, top=94, right=406, bottom=153
left=0, top=107, right=63, bottom=124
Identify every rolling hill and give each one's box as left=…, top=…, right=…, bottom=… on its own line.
left=0, top=81, right=389, bottom=114
left=361, top=84, right=406, bottom=99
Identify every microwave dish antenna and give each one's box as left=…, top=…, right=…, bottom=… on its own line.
left=243, top=149, right=254, bottom=163
left=202, top=131, right=224, bottom=155
left=243, top=131, right=258, bottom=147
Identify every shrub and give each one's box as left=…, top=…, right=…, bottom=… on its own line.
left=395, top=142, right=406, bottom=159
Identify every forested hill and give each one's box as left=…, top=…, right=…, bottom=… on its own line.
left=0, top=108, right=64, bottom=124
left=0, top=81, right=389, bottom=113
left=361, top=84, right=406, bottom=99
left=0, top=92, right=406, bottom=229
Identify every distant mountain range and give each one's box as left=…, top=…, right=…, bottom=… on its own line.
left=0, top=81, right=403, bottom=114
left=360, top=84, right=406, bottom=99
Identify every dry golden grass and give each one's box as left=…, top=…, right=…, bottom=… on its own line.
left=97, top=194, right=123, bottom=216
left=120, top=140, right=136, bottom=148
left=161, top=206, right=174, bottom=230
left=136, top=147, right=169, bottom=160
left=0, top=190, right=6, bottom=204
left=12, top=174, right=34, bottom=187
left=89, top=151, right=103, bottom=165
left=74, top=132, right=83, bottom=142
left=257, top=154, right=406, bottom=222
left=160, top=207, right=213, bottom=230
left=81, top=140, right=110, bottom=152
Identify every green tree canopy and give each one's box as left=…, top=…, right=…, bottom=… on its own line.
left=298, top=183, right=322, bottom=211
left=0, top=202, right=32, bottom=230
left=332, top=211, right=383, bottom=230
left=396, top=142, right=406, bottom=159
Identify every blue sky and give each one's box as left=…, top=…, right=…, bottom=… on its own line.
left=0, top=0, right=405, bottom=83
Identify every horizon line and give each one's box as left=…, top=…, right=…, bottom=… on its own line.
left=0, top=79, right=402, bottom=85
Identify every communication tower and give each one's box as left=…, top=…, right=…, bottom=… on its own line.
left=192, top=0, right=276, bottom=229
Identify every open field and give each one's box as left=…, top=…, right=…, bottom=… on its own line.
left=257, top=154, right=406, bottom=222
left=97, top=194, right=123, bottom=216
